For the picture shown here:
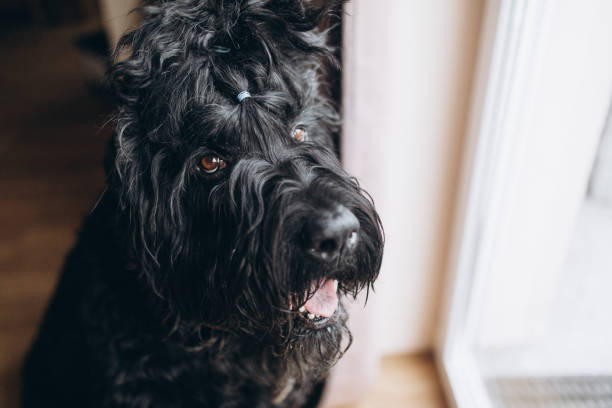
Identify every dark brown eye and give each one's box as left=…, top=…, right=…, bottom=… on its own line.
left=200, top=155, right=226, bottom=174
left=292, top=127, right=308, bottom=142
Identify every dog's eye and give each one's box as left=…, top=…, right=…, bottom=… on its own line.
left=292, top=127, right=308, bottom=142
left=200, top=155, right=226, bottom=174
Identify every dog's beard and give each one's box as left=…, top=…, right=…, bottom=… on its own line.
left=125, top=148, right=382, bottom=378
left=194, top=155, right=379, bottom=396
left=113, top=129, right=382, bottom=407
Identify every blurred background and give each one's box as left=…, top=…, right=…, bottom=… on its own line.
left=0, top=1, right=112, bottom=407
left=1, top=1, right=612, bottom=407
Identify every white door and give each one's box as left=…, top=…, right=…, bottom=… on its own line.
left=436, top=1, right=612, bottom=407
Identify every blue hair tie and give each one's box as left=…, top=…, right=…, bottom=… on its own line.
left=237, top=91, right=251, bottom=103
left=212, top=45, right=231, bottom=54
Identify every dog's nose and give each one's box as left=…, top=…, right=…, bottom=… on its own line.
left=307, top=205, right=360, bottom=261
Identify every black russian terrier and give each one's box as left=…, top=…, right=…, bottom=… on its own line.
left=22, top=1, right=383, bottom=406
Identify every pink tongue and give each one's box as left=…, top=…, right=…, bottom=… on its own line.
left=304, top=279, right=338, bottom=318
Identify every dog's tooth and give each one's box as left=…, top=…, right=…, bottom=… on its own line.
left=308, top=313, right=315, bottom=319
left=299, top=306, right=306, bottom=313
left=333, top=280, right=338, bottom=292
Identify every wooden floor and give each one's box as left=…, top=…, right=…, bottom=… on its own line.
left=0, top=23, right=447, bottom=408
left=341, top=354, right=448, bottom=408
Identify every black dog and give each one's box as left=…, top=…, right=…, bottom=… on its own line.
left=22, top=1, right=383, bottom=406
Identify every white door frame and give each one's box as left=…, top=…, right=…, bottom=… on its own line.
left=434, top=0, right=612, bottom=406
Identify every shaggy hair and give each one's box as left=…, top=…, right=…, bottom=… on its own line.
left=22, top=1, right=383, bottom=407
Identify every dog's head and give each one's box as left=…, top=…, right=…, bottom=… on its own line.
left=108, top=0, right=383, bottom=358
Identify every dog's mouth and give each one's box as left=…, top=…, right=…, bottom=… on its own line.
left=296, top=278, right=340, bottom=329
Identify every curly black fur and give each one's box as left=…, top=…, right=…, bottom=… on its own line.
left=22, top=1, right=383, bottom=407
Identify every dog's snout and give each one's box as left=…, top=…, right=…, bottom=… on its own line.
left=307, top=205, right=360, bottom=261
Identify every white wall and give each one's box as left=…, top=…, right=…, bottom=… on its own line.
left=342, top=0, right=484, bottom=354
